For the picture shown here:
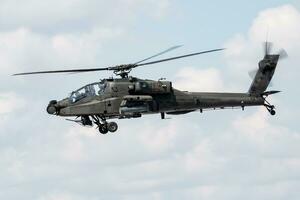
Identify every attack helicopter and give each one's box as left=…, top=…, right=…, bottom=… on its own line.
left=13, top=43, right=286, bottom=134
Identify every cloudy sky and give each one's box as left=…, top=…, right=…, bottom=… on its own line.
left=0, top=0, right=299, bottom=199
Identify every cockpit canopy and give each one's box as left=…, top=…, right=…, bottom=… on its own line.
left=69, top=82, right=107, bottom=103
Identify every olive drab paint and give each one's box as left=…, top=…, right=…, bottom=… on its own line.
left=14, top=44, right=285, bottom=133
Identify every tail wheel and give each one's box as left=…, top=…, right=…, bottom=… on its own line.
left=108, top=122, right=118, bottom=133
left=270, top=109, right=276, bottom=116
left=263, top=98, right=276, bottom=116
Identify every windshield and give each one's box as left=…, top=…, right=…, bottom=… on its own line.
left=69, top=82, right=107, bottom=103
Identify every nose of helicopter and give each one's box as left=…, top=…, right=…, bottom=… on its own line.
left=46, top=98, right=69, bottom=115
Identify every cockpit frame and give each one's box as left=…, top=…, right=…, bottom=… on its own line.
left=69, top=81, right=107, bottom=103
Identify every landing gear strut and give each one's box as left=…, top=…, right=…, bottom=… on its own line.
left=91, top=115, right=118, bottom=134
left=264, top=98, right=276, bottom=116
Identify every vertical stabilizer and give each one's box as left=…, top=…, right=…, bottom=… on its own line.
left=248, top=54, right=279, bottom=95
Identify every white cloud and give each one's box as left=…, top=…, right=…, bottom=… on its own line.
left=173, top=67, right=224, bottom=92
left=0, top=27, right=123, bottom=74
left=225, top=5, right=300, bottom=55
left=184, top=139, right=215, bottom=172
left=0, top=0, right=171, bottom=32
left=224, top=4, right=300, bottom=71
left=139, top=121, right=179, bottom=153
left=0, top=0, right=171, bottom=75
left=0, top=93, right=25, bottom=114
left=232, top=108, right=269, bottom=138
left=232, top=109, right=300, bottom=158
left=223, top=4, right=300, bottom=92
left=249, top=5, right=300, bottom=49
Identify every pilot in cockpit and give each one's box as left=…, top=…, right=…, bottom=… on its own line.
left=88, top=85, right=96, bottom=96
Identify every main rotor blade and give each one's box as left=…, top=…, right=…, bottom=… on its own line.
left=134, top=45, right=183, bottom=65
left=136, top=48, right=225, bottom=67
left=12, top=67, right=109, bottom=76
left=13, top=48, right=225, bottom=76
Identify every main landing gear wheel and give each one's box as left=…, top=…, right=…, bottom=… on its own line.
left=91, top=115, right=119, bottom=134
left=99, top=124, right=108, bottom=134
left=107, top=122, right=118, bottom=133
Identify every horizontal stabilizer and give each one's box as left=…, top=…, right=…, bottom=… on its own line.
left=261, top=90, right=281, bottom=96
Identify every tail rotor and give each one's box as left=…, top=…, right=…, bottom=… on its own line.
left=248, top=41, right=288, bottom=81
left=248, top=41, right=287, bottom=116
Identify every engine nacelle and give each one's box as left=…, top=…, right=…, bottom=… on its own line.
left=131, top=80, right=172, bottom=94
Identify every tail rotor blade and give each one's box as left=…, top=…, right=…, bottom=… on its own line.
left=278, top=48, right=288, bottom=60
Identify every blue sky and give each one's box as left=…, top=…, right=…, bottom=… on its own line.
left=0, top=1, right=299, bottom=200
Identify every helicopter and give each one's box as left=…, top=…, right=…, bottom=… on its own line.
left=13, top=42, right=286, bottom=134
